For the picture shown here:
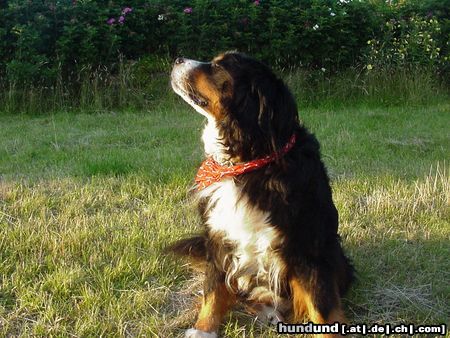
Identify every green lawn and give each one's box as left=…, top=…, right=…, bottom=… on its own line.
left=0, top=98, right=449, bottom=337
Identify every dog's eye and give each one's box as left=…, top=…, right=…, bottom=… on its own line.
left=212, top=63, right=221, bottom=69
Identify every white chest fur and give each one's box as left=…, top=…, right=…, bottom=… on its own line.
left=201, top=119, right=229, bottom=164
left=198, top=180, right=285, bottom=301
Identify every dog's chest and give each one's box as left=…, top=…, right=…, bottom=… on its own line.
left=200, top=180, right=284, bottom=294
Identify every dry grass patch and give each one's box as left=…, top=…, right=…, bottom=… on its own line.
left=0, top=104, right=448, bottom=337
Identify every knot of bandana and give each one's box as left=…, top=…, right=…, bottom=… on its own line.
left=195, top=133, right=297, bottom=191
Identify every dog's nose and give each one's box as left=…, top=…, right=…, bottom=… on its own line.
left=174, top=57, right=184, bottom=65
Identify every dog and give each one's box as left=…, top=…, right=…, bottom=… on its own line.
left=168, top=52, right=354, bottom=338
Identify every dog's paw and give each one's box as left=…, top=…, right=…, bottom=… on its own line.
left=256, top=305, right=284, bottom=325
left=185, top=328, right=218, bottom=338
left=266, top=310, right=284, bottom=325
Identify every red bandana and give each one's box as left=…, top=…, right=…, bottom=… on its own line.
left=195, top=133, right=297, bottom=191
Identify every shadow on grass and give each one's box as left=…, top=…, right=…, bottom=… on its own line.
left=345, top=238, right=449, bottom=324
left=159, top=237, right=449, bottom=337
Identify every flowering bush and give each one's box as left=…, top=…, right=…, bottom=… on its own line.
left=365, top=15, right=447, bottom=71
left=0, top=0, right=448, bottom=85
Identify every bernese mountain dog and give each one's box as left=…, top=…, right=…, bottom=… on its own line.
left=168, top=52, right=354, bottom=338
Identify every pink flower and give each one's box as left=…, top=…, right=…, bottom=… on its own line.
left=122, top=7, right=133, bottom=15
left=118, top=16, right=125, bottom=24
left=254, top=0, right=260, bottom=5
left=106, top=18, right=116, bottom=25
left=183, top=7, right=193, bottom=14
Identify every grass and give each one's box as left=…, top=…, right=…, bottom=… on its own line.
left=0, top=86, right=449, bottom=337
left=2, top=64, right=448, bottom=115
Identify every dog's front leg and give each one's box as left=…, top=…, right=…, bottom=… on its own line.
left=185, top=263, right=236, bottom=338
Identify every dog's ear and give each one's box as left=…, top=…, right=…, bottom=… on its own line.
left=255, top=77, right=298, bottom=153
left=225, top=63, right=298, bottom=159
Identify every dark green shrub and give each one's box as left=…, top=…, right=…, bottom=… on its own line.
left=1, top=0, right=448, bottom=83
left=0, top=0, right=448, bottom=113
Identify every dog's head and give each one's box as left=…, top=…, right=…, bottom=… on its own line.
left=171, top=52, right=298, bottom=162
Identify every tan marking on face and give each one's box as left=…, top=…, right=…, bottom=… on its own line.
left=190, top=63, right=233, bottom=119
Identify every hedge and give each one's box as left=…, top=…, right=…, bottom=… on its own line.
left=0, top=0, right=449, bottom=85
